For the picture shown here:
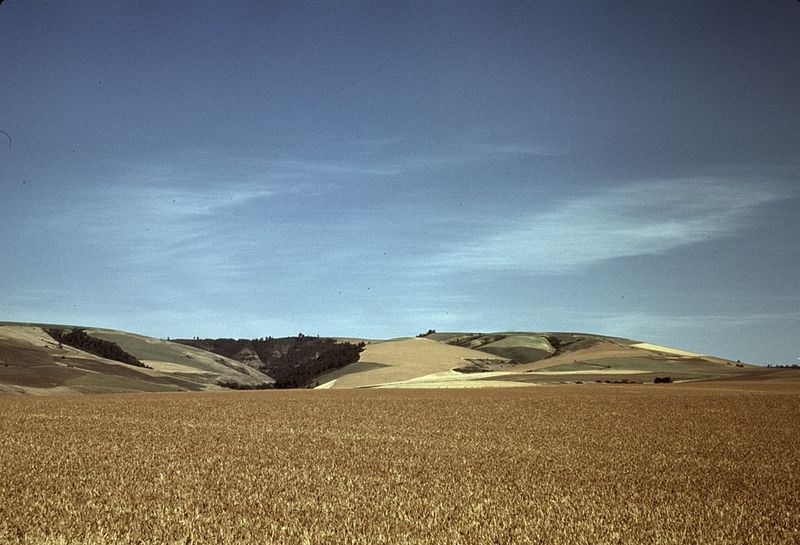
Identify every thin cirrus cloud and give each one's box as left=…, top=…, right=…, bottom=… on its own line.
left=553, top=309, right=800, bottom=335
left=478, top=143, right=566, bottom=157
left=275, top=139, right=562, bottom=178
left=118, top=185, right=278, bottom=218
left=54, top=182, right=285, bottom=278
left=429, top=178, right=790, bottom=275
left=277, top=153, right=468, bottom=178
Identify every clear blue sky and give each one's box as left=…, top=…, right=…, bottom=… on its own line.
left=1, top=1, right=798, bottom=363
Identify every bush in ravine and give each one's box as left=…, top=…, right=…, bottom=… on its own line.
left=654, top=376, right=673, bottom=384
left=178, top=335, right=365, bottom=388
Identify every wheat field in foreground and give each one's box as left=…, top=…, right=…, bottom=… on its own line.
left=1, top=383, right=799, bottom=544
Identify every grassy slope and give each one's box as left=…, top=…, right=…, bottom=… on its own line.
left=488, top=333, right=747, bottom=382
left=317, top=329, right=743, bottom=389
left=87, top=328, right=269, bottom=380
left=316, top=337, right=509, bottom=388
left=1, top=323, right=756, bottom=393
left=0, top=323, right=273, bottom=395
left=478, top=334, right=555, bottom=362
left=429, top=332, right=634, bottom=363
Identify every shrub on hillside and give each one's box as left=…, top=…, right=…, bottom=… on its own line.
left=46, top=328, right=147, bottom=368
left=216, top=380, right=273, bottom=390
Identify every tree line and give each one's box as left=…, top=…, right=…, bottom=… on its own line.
left=175, top=335, right=365, bottom=388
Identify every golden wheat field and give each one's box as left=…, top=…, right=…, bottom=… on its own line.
left=1, top=383, right=799, bottom=545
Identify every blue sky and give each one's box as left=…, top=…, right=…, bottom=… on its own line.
left=1, top=1, right=798, bottom=363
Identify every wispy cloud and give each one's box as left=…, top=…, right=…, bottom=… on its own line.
left=272, top=138, right=564, bottom=179
left=556, top=308, right=800, bottom=336
left=274, top=159, right=401, bottom=177
left=102, top=136, right=564, bottom=194
left=478, top=142, right=565, bottom=157
left=32, top=174, right=291, bottom=298
left=429, top=178, right=791, bottom=274
left=551, top=308, right=800, bottom=362
left=110, top=184, right=278, bottom=217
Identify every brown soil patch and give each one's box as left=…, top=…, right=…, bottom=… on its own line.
left=0, top=338, right=81, bottom=388
left=0, top=339, right=56, bottom=368
left=0, top=365, right=83, bottom=388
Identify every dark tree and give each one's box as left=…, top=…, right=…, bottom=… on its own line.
left=46, top=328, right=147, bottom=368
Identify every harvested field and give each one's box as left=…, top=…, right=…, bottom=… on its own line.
left=316, top=337, right=508, bottom=388
left=1, top=383, right=799, bottom=544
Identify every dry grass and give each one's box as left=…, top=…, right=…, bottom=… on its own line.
left=0, top=325, right=272, bottom=394
left=318, top=337, right=507, bottom=388
left=1, top=383, right=799, bottom=544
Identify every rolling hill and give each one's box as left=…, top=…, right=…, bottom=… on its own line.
left=0, top=322, right=273, bottom=395
left=316, top=331, right=754, bottom=388
left=0, top=323, right=763, bottom=394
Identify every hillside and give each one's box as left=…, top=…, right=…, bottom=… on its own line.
left=316, top=331, right=754, bottom=388
left=0, top=323, right=764, bottom=394
left=315, top=337, right=514, bottom=389
left=0, top=323, right=273, bottom=395
left=173, top=335, right=365, bottom=388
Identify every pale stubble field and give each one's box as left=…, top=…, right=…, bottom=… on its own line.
left=1, top=383, right=798, bottom=544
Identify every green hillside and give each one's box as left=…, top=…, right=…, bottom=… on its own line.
left=415, top=331, right=750, bottom=384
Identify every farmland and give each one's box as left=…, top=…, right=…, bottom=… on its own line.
left=0, top=324, right=760, bottom=392
left=1, top=382, right=799, bottom=544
